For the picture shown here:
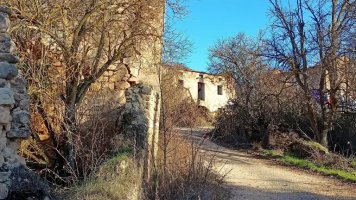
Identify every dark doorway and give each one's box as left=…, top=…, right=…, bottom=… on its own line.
left=198, top=82, right=205, bottom=101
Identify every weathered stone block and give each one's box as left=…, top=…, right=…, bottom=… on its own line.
left=0, top=88, right=14, bottom=106
left=0, top=33, right=14, bottom=53
left=0, top=62, right=18, bottom=80
left=115, top=81, right=130, bottom=90
left=0, top=183, right=8, bottom=199
left=0, top=13, right=9, bottom=33
left=10, top=76, right=26, bottom=92
left=7, top=127, right=30, bottom=139
left=0, top=7, right=12, bottom=16
left=0, top=106, right=11, bottom=124
left=6, top=109, right=30, bottom=138
left=141, top=85, right=152, bottom=95
left=0, top=171, right=10, bottom=182
left=0, top=78, right=7, bottom=87
left=7, top=166, right=50, bottom=199
left=0, top=137, right=7, bottom=151
left=0, top=154, right=4, bottom=166
left=108, top=83, right=115, bottom=90
left=0, top=53, right=18, bottom=63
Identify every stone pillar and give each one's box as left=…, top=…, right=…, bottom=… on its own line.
left=0, top=7, right=34, bottom=199
left=118, top=83, right=160, bottom=181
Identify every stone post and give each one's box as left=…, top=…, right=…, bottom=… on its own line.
left=0, top=6, right=32, bottom=199
left=118, top=83, right=160, bottom=182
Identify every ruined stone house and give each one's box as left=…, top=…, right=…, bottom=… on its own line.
left=0, top=7, right=37, bottom=199
left=163, top=64, right=235, bottom=113
left=0, top=0, right=165, bottom=198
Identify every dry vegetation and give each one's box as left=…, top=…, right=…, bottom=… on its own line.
left=209, top=0, right=356, bottom=182
left=142, top=69, right=228, bottom=200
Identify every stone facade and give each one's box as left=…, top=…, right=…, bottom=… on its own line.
left=0, top=7, right=34, bottom=199
left=164, top=65, right=236, bottom=112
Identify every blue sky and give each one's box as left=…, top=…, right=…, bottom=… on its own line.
left=172, top=0, right=271, bottom=72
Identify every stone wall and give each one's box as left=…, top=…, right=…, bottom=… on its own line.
left=0, top=7, right=47, bottom=200
left=118, top=83, right=160, bottom=181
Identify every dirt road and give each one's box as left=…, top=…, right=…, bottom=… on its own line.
left=179, top=128, right=356, bottom=200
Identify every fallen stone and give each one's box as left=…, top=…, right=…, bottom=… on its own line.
left=0, top=62, right=18, bottom=80
left=0, top=88, right=14, bottom=106
left=19, top=99, right=29, bottom=110
left=0, top=53, right=19, bottom=63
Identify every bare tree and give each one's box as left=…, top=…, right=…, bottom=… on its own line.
left=265, top=0, right=356, bottom=146
left=163, top=0, right=192, bottom=64
left=209, top=33, right=266, bottom=113
left=208, top=33, right=299, bottom=143
left=6, top=0, right=163, bottom=172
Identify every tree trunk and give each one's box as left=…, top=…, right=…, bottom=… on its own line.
left=319, top=130, right=328, bottom=147
left=63, top=100, right=77, bottom=172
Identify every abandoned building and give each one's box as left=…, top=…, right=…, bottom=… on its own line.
left=163, top=64, right=235, bottom=112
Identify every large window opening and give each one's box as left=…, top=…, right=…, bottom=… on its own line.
left=198, top=82, right=205, bottom=101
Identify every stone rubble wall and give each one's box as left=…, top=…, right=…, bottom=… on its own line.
left=118, top=83, right=160, bottom=181
left=0, top=7, right=31, bottom=199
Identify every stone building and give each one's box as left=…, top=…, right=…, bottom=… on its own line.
left=0, top=0, right=165, bottom=198
left=164, top=64, right=235, bottom=112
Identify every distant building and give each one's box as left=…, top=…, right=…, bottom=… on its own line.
left=163, top=64, right=235, bottom=112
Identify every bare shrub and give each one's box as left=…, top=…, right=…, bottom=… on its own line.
left=64, top=149, right=140, bottom=200
left=146, top=69, right=228, bottom=200
left=20, top=90, right=125, bottom=185
left=145, top=134, right=228, bottom=200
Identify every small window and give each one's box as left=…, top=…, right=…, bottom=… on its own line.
left=199, top=74, right=204, bottom=79
left=218, top=78, right=222, bottom=81
left=178, top=79, right=184, bottom=88
left=217, top=85, right=223, bottom=95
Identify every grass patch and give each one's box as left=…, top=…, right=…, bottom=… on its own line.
left=262, top=149, right=283, bottom=157
left=280, top=155, right=356, bottom=182
left=261, top=150, right=356, bottom=182
left=302, top=141, right=329, bottom=154
left=65, top=147, right=140, bottom=200
left=351, top=159, right=356, bottom=169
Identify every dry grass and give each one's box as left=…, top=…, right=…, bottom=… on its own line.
left=145, top=134, right=229, bottom=200
left=64, top=147, right=141, bottom=200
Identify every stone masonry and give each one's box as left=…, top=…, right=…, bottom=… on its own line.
left=118, top=83, right=160, bottom=181
left=0, top=7, right=32, bottom=199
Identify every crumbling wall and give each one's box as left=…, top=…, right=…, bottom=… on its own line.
left=118, top=83, right=160, bottom=181
left=0, top=7, right=48, bottom=200
left=114, top=0, right=163, bottom=183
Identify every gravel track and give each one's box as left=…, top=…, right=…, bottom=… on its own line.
left=179, top=128, right=356, bottom=200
